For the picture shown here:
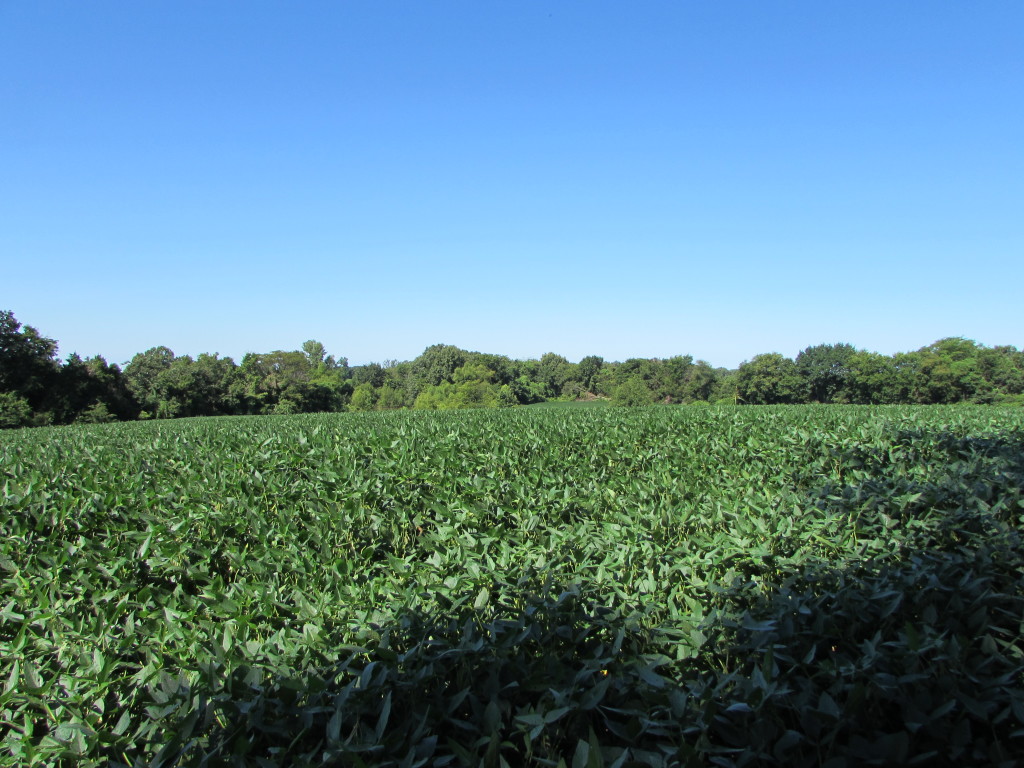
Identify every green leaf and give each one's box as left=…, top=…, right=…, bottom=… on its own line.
left=572, top=739, right=590, bottom=768
left=375, top=691, right=392, bottom=741
left=473, top=587, right=490, bottom=611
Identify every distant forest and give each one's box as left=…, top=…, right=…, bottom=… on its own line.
left=1, top=309, right=1022, bottom=428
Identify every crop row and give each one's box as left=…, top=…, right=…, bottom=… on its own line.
left=2, top=405, right=1023, bottom=766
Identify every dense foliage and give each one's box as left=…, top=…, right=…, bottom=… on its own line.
left=1, top=309, right=1023, bottom=429
left=2, top=405, right=1023, bottom=766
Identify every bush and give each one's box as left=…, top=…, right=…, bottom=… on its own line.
left=76, top=401, right=115, bottom=424
left=0, top=391, right=31, bottom=428
left=611, top=376, right=653, bottom=406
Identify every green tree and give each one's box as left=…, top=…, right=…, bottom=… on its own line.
left=190, top=353, right=240, bottom=415
left=414, top=364, right=499, bottom=410
left=683, top=361, right=720, bottom=403
left=352, top=363, right=387, bottom=388
left=413, top=383, right=452, bottom=410
left=537, top=352, right=574, bottom=398
left=714, top=370, right=740, bottom=405
left=577, top=355, right=603, bottom=392
left=452, top=362, right=495, bottom=385
left=508, top=375, right=547, bottom=405
left=795, top=343, right=857, bottom=403
left=612, top=376, right=654, bottom=407
left=909, top=338, right=986, bottom=404
left=413, top=344, right=467, bottom=387
left=977, top=345, right=1024, bottom=401
left=497, top=384, right=518, bottom=408
left=736, top=353, right=801, bottom=404
left=468, top=353, right=516, bottom=385
left=655, top=355, right=695, bottom=402
left=349, top=383, right=378, bottom=412
left=124, top=347, right=177, bottom=416
left=239, top=350, right=313, bottom=413
left=77, top=401, right=115, bottom=424
left=301, top=340, right=327, bottom=369
left=0, top=310, right=60, bottom=417
left=617, top=358, right=657, bottom=383
left=845, top=351, right=899, bottom=404
left=376, top=385, right=406, bottom=410
left=158, top=355, right=204, bottom=417
left=591, top=365, right=617, bottom=397
left=0, top=391, right=31, bottom=428
left=51, top=353, right=137, bottom=423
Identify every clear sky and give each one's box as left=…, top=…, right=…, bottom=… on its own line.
left=2, top=2, right=1021, bottom=369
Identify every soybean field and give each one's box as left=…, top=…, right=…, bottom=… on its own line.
left=2, top=405, right=1024, bottom=767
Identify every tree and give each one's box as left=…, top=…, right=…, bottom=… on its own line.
left=352, top=363, right=387, bottom=388
left=617, top=358, right=657, bottom=383
left=301, top=340, right=327, bottom=369
left=977, top=345, right=1024, bottom=401
left=845, top=351, right=899, bottom=404
left=349, top=383, right=378, bottom=412
left=683, top=361, right=720, bottom=403
left=909, top=338, right=986, bottom=404
left=452, top=363, right=495, bottom=385
left=497, top=384, right=518, bottom=408
left=77, top=401, right=115, bottom=424
left=259, top=351, right=311, bottom=395
left=656, top=355, right=695, bottom=402
left=413, top=364, right=500, bottom=410
left=612, top=376, right=654, bottom=407
left=577, top=355, right=603, bottom=392
left=124, top=347, right=176, bottom=416
left=469, top=353, right=516, bottom=385
left=736, top=354, right=801, bottom=404
left=591, top=365, right=617, bottom=397
left=507, top=375, right=547, bottom=405
left=189, top=353, right=240, bottom=415
left=0, top=392, right=31, bottom=428
left=237, top=350, right=313, bottom=413
left=714, top=370, right=740, bottom=405
left=537, top=353, right=574, bottom=398
left=413, top=344, right=467, bottom=387
left=0, top=310, right=60, bottom=415
left=50, top=353, right=137, bottom=423
left=376, top=385, right=406, bottom=410
left=795, top=343, right=857, bottom=403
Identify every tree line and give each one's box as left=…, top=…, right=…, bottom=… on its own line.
left=1, top=309, right=1022, bottom=428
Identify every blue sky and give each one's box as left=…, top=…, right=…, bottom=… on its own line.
left=2, top=2, right=1021, bottom=369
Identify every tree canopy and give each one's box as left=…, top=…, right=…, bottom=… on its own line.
left=1, top=309, right=1021, bottom=428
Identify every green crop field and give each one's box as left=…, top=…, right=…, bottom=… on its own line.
left=2, top=406, right=1023, bottom=767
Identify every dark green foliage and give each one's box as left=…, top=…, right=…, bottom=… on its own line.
left=351, top=362, right=387, bottom=389
left=50, top=354, right=137, bottom=423
left=909, top=338, right=991, bottom=404
left=845, top=351, right=901, bottom=404
left=737, top=353, right=803, bottom=404
left=0, top=312, right=136, bottom=426
left=795, top=343, right=856, bottom=403
left=0, top=392, right=31, bottom=428
left=2, top=406, right=1024, bottom=765
left=3, top=308, right=1024, bottom=429
left=123, top=346, right=176, bottom=414
left=413, top=344, right=469, bottom=387
left=536, top=352, right=575, bottom=398
left=611, top=375, right=654, bottom=406
left=0, top=311, right=60, bottom=417
left=508, top=375, right=548, bottom=405
left=577, top=355, right=604, bottom=392
left=414, top=364, right=500, bottom=410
